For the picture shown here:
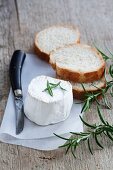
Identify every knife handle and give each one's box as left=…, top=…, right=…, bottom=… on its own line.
left=9, top=50, right=26, bottom=97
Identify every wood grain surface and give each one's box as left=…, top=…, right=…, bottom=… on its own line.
left=0, top=0, right=113, bottom=169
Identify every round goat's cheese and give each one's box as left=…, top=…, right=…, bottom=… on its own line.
left=24, top=75, right=73, bottom=125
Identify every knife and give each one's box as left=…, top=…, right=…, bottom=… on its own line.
left=9, top=50, right=26, bottom=135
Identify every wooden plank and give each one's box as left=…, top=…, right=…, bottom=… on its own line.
left=0, top=0, right=113, bottom=169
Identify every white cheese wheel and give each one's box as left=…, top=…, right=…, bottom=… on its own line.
left=24, top=75, right=73, bottom=125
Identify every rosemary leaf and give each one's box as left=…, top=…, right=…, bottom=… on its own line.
left=48, top=87, right=53, bottom=96
left=81, top=83, right=87, bottom=92
left=53, top=133, right=70, bottom=141
left=71, top=145, right=76, bottom=158
left=109, top=65, right=113, bottom=78
left=47, top=80, right=50, bottom=88
left=102, top=95, right=112, bottom=109
left=97, top=106, right=107, bottom=125
left=70, top=132, right=89, bottom=136
left=65, top=144, right=72, bottom=154
left=94, top=134, right=103, bottom=149
left=81, top=100, right=90, bottom=113
left=42, top=88, right=48, bottom=92
left=110, top=86, right=113, bottom=97
left=50, top=81, right=61, bottom=88
left=59, top=143, right=71, bottom=148
left=47, top=80, right=53, bottom=96
left=105, top=45, right=113, bottom=58
left=87, top=138, right=93, bottom=155
left=106, top=131, right=113, bottom=141
left=79, top=116, right=96, bottom=128
left=95, top=46, right=110, bottom=61
left=59, top=85, right=67, bottom=91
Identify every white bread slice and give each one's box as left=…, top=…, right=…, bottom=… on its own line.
left=50, top=44, right=105, bottom=83
left=57, top=75, right=106, bottom=100
left=34, top=25, right=80, bottom=62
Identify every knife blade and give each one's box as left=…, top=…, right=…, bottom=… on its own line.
left=9, top=50, right=26, bottom=135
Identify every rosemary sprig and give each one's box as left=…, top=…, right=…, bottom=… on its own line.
left=81, top=47, right=113, bottom=113
left=54, top=107, right=113, bottom=158
left=81, top=82, right=113, bottom=113
left=42, top=80, right=66, bottom=96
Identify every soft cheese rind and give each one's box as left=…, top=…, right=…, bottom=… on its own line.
left=24, top=76, right=73, bottom=125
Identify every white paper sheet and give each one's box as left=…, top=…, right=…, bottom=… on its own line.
left=0, top=53, right=83, bottom=150
left=0, top=130, right=72, bottom=150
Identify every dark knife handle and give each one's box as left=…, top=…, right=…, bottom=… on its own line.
left=9, top=50, right=26, bottom=97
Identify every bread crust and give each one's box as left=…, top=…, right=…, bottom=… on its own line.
left=56, top=74, right=106, bottom=100
left=34, top=25, right=80, bottom=62
left=50, top=44, right=105, bottom=83
left=34, top=42, right=49, bottom=62
left=72, top=88, right=105, bottom=100
left=72, top=82, right=106, bottom=100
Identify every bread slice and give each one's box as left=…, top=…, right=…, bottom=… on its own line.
left=34, top=25, right=80, bottom=62
left=57, top=75, right=106, bottom=100
left=50, top=44, right=105, bottom=83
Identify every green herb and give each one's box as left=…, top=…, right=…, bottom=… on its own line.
left=81, top=46, right=113, bottom=113
left=59, top=85, right=67, bottom=91
left=81, top=82, right=113, bottom=113
left=47, top=80, right=53, bottom=96
left=54, top=46, right=113, bottom=158
left=109, top=65, right=113, bottom=78
left=94, top=44, right=111, bottom=61
left=42, top=80, right=66, bottom=96
left=54, top=107, right=113, bottom=158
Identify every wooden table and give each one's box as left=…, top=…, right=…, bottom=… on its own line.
left=0, top=0, right=113, bottom=169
